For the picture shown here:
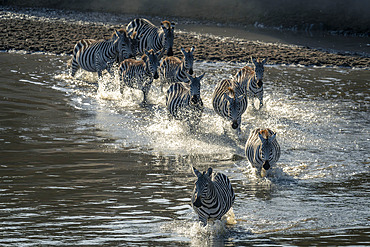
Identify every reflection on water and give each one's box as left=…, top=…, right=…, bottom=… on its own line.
left=0, top=52, right=369, bottom=246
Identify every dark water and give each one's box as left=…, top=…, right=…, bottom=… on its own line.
left=0, top=52, right=369, bottom=246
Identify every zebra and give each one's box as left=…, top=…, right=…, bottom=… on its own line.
left=159, top=46, right=195, bottom=89
left=233, top=57, right=268, bottom=110
left=212, top=78, right=247, bottom=134
left=245, top=128, right=281, bottom=177
left=119, top=49, right=161, bottom=104
left=165, top=73, right=205, bottom=127
left=71, top=29, right=136, bottom=78
left=191, top=167, right=235, bottom=226
left=127, top=18, right=175, bottom=57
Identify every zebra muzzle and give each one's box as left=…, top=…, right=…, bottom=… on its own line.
left=167, top=48, right=173, bottom=56
left=189, top=68, right=194, bottom=75
left=232, top=121, right=239, bottom=129
left=153, top=72, right=159, bottom=79
left=191, top=95, right=199, bottom=104
left=263, top=160, right=270, bottom=170
left=257, top=80, right=263, bottom=88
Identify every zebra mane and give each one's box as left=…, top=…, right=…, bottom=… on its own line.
left=161, top=20, right=173, bottom=29
left=108, top=28, right=127, bottom=40
left=228, top=87, right=235, bottom=97
left=259, top=129, right=271, bottom=139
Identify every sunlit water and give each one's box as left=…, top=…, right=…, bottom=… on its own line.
left=0, top=52, right=369, bottom=246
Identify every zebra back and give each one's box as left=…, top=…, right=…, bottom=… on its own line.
left=71, top=30, right=135, bottom=77
left=119, top=49, right=160, bottom=91
left=245, top=128, right=281, bottom=176
left=191, top=167, right=235, bottom=226
left=212, top=79, right=247, bottom=130
left=127, top=18, right=175, bottom=56
left=159, top=46, right=195, bottom=84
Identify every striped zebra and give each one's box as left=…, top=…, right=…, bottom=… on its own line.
left=166, top=73, right=205, bottom=126
left=245, top=128, right=281, bottom=177
left=191, top=167, right=235, bottom=226
left=159, top=46, right=195, bottom=88
left=71, top=29, right=136, bottom=78
left=233, top=57, right=268, bottom=110
left=119, top=49, right=161, bottom=104
left=127, top=18, right=175, bottom=57
left=212, top=78, right=247, bottom=133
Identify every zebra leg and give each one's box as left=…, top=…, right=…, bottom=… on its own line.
left=142, top=79, right=153, bottom=104
left=258, top=92, right=263, bottom=110
left=71, top=55, right=79, bottom=77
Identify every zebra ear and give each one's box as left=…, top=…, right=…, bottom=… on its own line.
left=190, top=46, right=195, bottom=53
left=206, top=167, right=213, bottom=176
left=251, top=56, right=258, bottom=65
left=224, top=93, right=232, bottom=102
left=269, top=133, right=276, bottom=142
left=237, top=94, right=245, bottom=102
left=193, top=167, right=202, bottom=177
left=198, top=72, right=205, bottom=81
left=181, top=47, right=186, bottom=54
left=262, top=57, right=268, bottom=65
left=258, top=133, right=266, bottom=142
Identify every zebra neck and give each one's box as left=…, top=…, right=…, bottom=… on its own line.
left=107, top=40, right=118, bottom=59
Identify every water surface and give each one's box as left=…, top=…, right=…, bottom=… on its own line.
left=0, top=52, right=369, bottom=246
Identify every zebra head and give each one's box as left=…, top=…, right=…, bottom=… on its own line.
left=251, top=57, right=268, bottom=88
left=161, top=21, right=175, bottom=56
left=144, top=49, right=161, bottom=79
left=186, top=72, right=205, bottom=105
left=129, top=31, right=140, bottom=58
left=258, top=130, right=277, bottom=171
left=224, top=88, right=245, bottom=129
left=192, top=167, right=213, bottom=208
left=114, top=29, right=136, bottom=63
left=181, top=46, right=195, bottom=75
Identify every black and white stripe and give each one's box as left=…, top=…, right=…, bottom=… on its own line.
left=159, top=46, right=195, bottom=87
left=212, top=78, right=247, bottom=133
left=165, top=73, right=205, bottom=123
left=245, top=128, right=281, bottom=177
left=233, top=57, right=267, bottom=110
left=191, top=167, right=235, bottom=226
left=127, top=18, right=175, bottom=56
left=71, top=29, right=135, bottom=78
left=119, top=49, right=161, bottom=103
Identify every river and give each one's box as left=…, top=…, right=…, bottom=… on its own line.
left=0, top=51, right=369, bottom=246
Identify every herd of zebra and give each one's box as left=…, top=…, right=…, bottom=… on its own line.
left=69, top=18, right=281, bottom=226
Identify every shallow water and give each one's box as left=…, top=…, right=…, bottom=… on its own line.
left=0, top=52, right=369, bottom=246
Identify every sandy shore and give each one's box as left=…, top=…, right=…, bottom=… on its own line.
left=1, top=9, right=369, bottom=68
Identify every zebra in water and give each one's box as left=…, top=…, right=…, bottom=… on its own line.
left=159, top=46, right=195, bottom=89
left=71, top=29, right=136, bottom=78
left=212, top=78, right=247, bottom=134
left=245, top=128, right=281, bottom=177
left=119, top=49, right=161, bottom=104
left=166, top=73, right=205, bottom=127
left=233, top=57, right=268, bottom=110
left=127, top=18, right=175, bottom=57
left=191, top=167, right=235, bottom=226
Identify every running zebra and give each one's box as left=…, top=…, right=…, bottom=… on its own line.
left=233, top=57, right=268, bottom=110
left=212, top=78, right=247, bottom=134
left=71, top=29, right=136, bottom=78
left=166, top=73, right=205, bottom=126
left=245, top=128, right=281, bottom=177
left=119, top=49, right=161, bottom=104
left=191, top=167, right=235, bottom=226
left=159, top=46, right=195, bottom=89
left=127, top=18, right=175, bottom=56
